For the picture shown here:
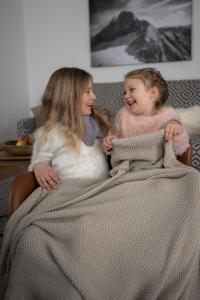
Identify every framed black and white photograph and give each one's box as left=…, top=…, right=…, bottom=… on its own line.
left=89, top=0, right=192, bottom=67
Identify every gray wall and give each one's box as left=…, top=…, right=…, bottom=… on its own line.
left=0, top=0, right=29, bottom=140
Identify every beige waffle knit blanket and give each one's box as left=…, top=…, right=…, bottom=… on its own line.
left=1, top=130, right=200, bottom=300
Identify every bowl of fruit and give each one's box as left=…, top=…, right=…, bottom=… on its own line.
left=0, top=135, right=33, bottom=156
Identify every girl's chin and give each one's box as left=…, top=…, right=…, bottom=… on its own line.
left=126, top=106, right=137, bottom=115
left=81, top=110, right=92, bottom=116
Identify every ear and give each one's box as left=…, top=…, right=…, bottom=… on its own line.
left=150, top=86, right=159, bottom=99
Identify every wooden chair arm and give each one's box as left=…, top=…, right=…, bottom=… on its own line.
left=7, top=171, right=38, bottom=219
left=177, top=142, right=192, bottom=166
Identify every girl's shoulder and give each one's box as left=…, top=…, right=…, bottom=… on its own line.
left=33, top=124, right=69, bottom=152
left=34, top=123, right=66, bottom=141
left=158, top=105, right=177, bottom=116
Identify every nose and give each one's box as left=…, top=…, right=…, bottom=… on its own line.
left=124, top=91, right=130, bottom=101
left=91, top=91, right=96, bottom=101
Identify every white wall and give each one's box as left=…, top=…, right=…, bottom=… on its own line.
left=0, top=0, right=200, bottom=140
left=23, top=0, right=200, bottom=108
left=0, top=0, right=30, bottom=140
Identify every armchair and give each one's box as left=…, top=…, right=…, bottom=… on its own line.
left=7, top=172, right=39, bottom=218
left=7, top=143, right=192, bottom=219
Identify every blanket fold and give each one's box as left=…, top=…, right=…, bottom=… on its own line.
left=0, top=130, right=200, bottom=300
left=110, top=130, right=180, bottom=176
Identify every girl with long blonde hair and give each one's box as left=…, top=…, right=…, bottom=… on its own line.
left=29, top=67, right=110, bottom=190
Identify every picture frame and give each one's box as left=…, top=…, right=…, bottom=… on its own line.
left=89, top=0, right=192, bottom=67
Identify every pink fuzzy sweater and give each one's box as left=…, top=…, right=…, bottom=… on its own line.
left=112, top=106, right=189, bottom=156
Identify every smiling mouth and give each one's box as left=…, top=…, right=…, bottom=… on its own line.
left=127, top=100, right=136, bottom=106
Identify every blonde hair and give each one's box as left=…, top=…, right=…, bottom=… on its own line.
left=39, top=67, right=109, bottom=150
left=125, top=68, right=169, bottom=108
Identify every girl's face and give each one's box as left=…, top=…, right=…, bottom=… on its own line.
left=81, top=80, right=96, bottom=116
left=124, top=78, right=158, bottom=116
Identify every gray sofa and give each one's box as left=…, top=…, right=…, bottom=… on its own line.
left=17, top=79, right=200, bottom=171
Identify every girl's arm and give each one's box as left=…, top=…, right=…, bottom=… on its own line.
left=102, top=134, right=115, bottom=152
left=33, top=162, right=59, bottom=191
left=102, top=109, right=122, bottom=152
left=164, top=120, right=183, bottom=141
left=172, top=127, right=190, bottom=156
left=162, top=107, right=190, bottom=155
left=29, top=127, right=60, bottom=190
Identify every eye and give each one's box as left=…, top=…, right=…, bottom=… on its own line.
left=123, top=91, right=127, bottom=95
left=129, top=88, right=135, bottom=92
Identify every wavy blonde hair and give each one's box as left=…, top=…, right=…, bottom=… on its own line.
left=125, top=68, right=169, bottom=108
left=39, top=67, right=109, bottom=150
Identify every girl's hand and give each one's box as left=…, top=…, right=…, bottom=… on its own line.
left=164, top=120, right=183, bottom=141
left=102, top=135, right=114, bottom=151
left=33, top=162, right=60, bottom=191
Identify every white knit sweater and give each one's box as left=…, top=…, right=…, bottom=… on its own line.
left=29, top=125, right=109, bottom=180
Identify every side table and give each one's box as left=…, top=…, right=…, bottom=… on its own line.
left=0, top=150, right=30, bottom=181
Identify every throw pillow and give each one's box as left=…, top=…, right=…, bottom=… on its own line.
left=176, top=105, right=200, bottom=135
left=31, top=105, right=42, bottom=127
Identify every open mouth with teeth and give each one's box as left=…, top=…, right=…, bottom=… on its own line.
left=86, top=104, right=93, bottom=108
left=126, top=100, right=136, bottom=106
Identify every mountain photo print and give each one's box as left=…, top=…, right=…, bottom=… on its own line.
left=89, top=0, right=192, bottom=67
